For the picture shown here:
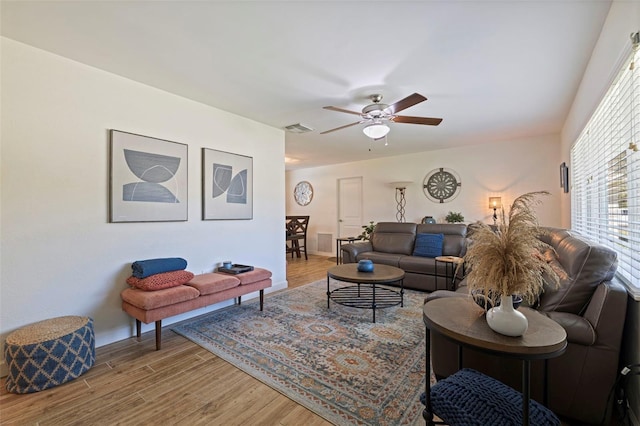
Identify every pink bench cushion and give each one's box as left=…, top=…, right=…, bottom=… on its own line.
left=121, top=285, right=199, bottom=310
left=230, top=267, right=272, bottom=285
left=186, top=273, right=240, bottom=296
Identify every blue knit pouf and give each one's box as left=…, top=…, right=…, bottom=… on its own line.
left=430, top=368, right=560, bottom=426
left=4, top=316, right=95, bottom=394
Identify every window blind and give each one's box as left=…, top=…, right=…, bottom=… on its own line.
left=571, top=36, right=640, bottom=292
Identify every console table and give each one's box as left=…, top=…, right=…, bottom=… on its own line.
left=423, top=297, right=567, bottom=426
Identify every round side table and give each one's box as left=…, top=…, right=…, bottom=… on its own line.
left=434, top=256, right=465, bottom=290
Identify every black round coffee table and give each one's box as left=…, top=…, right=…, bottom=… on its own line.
left=326, top=263, right=405, bottom=323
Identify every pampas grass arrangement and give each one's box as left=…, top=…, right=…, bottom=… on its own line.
left=465, top=191, right=559, bottom=306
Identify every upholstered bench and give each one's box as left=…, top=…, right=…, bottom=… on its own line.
left=4, top=316, right=95, bottom=394
left=424, top=368, right=560, bottom=426
left=121, top=268, right=272, bottom=350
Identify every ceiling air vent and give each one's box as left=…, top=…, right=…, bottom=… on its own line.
left=284, top=123, right=314, bottom=133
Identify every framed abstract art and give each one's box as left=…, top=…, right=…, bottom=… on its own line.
left=109, top=130, right=188, bottom=222
left=202, top=148, right=253, bottom=220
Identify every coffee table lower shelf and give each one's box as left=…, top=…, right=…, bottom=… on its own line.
left=329, top=284, right=402, bottom=322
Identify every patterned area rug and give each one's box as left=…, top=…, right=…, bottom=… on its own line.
left=172, top=279, right=427, bottom=425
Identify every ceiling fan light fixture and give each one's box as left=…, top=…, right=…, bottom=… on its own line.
left=363, top=122, right=390, bottom=139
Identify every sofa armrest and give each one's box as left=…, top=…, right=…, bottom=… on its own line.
left=541, top=280, right=627, bottom=348
left=341, top=241, right=373, bottom=263
left=582, top=280, right=628, bottom=349
left=543, top=311, right=595, bottom=346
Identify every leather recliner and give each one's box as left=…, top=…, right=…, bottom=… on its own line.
left=425, top=228, right=628, bottom=425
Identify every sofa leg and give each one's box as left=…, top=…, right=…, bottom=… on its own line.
left=260, top=289, right=264, bottom=311
left=136, top=319, right=142, bottom=342
left=238, top=296, right=242, bottom=305
left=155, top=320, right=162, bottom=350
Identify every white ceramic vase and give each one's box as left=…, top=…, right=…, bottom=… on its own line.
left=486, top=294, right=528, bottom=337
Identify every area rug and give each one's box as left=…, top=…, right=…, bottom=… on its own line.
left=172, top=279, right=427, bottom=425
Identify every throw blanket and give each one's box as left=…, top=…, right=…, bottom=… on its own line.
left=131, top=257, right=187, bottom=279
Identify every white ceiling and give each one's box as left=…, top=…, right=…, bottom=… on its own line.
left=1, top=1, right=612, bottom=170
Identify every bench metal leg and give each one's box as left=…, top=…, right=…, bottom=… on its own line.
left=136, top=319, right=142, bottom=341
left=155, top=320, right=162, bottom=350
left=260, top=289, right=264, bottom=311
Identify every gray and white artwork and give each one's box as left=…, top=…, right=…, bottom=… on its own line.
left=203, top=148, right=253, bottom=220
left=110, top=130, right=188, bottom=222
left=123, top=149, right=181, bottom=203
left=212, top=163, right=247, bottom=204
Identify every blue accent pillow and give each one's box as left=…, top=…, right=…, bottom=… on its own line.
left=413, top=233, right=444, bottom=258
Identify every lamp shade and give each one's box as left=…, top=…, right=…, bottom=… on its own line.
left=363, top=123, right=390, bottom=139
left=489, top=197, right=502, bottom=209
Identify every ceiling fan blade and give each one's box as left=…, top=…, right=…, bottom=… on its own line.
left=392, top=115, right=443, bottom=126
left=386, top=93, right=427, bottom=114
left=323, top=106, right=362, bottom=116
left=320, top=121, right=364, bottom=134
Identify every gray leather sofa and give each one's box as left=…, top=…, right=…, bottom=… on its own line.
left=425, top=227, right=628, bottom=425
left=340, top=222, right=467, bottom=291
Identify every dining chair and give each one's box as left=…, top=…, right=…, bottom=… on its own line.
left=285, top=216, right=310, bottom=260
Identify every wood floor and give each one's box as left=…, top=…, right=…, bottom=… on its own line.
left=0, top=254, right=335, bottom=426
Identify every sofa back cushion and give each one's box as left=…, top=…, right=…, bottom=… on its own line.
left=417, top=223, right=467, bottom=256
left=370, top=222, right=417, bottom=255
left=537, top=227, right=572, bottom=248
left=538, top=229, right=618, bottom=315
left=413, top=233, right=444, bottom=257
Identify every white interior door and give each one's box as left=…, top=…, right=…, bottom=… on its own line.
left=338, top=177, right=363, bottom=238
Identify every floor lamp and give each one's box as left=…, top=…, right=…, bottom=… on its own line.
left=390, top=182, right=413, bottom=223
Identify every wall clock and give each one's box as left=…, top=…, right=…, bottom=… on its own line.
left=294, top=181, right=314, bottom=206
left=423, top=168, right=462, bottom=203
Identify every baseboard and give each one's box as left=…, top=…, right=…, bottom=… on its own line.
left=270, top=280, right=288, bottom=292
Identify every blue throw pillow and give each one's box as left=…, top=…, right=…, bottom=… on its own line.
left=413, top=233, right=444, bottom=258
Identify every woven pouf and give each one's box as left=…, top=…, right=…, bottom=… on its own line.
left=428, top=368, right=560, bottom=426
left=4, top=316, right=95, bottom=394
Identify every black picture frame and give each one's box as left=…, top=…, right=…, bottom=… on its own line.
left=560, top=162, right=569, bottom=193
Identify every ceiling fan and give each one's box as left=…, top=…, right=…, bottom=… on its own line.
left=321, top=93, right=442, bottom=140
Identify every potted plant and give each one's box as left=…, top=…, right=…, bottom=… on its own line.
left=445, top=211, right=464, bottom=223
left=358, top=221, right=376, bottom=241
left=464, top=191, right=558, bottom=336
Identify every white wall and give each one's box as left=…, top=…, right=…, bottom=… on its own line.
left=286, top=133, right=562, bottom=256
left=0, top=38, right=287, bottom=370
